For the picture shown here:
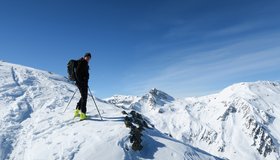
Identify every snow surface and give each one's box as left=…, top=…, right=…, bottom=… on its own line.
left=0, top=61, right=219, bottom=160
left=106, top=84, right=280, bottom=160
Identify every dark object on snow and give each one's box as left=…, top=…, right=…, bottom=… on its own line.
left=158, top=108, right=165, bottom=113
left=122, top=111, right=128, bottom=115
left=129, top=124, right=143, bottom=151
left=123, top=110, right=151, bottom=151
left=124, top=116, right=133, bottom=128
left=132, top=142, right=143, bottom=151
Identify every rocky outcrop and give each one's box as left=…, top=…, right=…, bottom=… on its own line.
left=122, top=110, right=152, bottom=151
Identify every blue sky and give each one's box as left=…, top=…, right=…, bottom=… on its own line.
left=1, top=0, right=280, bottom=98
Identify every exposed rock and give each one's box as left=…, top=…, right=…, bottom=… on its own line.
left=123, top=110, right=151, bottom=151
left=245, top=117, right=276, bottom=157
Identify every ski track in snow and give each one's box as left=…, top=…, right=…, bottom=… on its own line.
left=0, top=66, right=34, bottom=160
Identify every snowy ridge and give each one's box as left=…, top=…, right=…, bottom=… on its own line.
left=107, top=82, right=280, bottom=160
left=0, top=61, right=219, bottom=160
left=105, top=95, right=141, bottom=109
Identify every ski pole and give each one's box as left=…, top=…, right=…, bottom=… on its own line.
left=88, top=88, right=103, bottom=120
left=63, top=89, right=78, bottom=113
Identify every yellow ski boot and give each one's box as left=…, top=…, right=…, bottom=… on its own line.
left=80, top=112, right=87, bottom=121
left=74, top=109, right=80, bottom=118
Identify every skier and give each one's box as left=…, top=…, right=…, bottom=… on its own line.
left=74, top=52, right=91, bottom=120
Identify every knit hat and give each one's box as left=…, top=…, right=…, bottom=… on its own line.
left=84, top=52, right=91, bottom=58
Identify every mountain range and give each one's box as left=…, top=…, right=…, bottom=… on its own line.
left=1, top=60, right=279, bottom=160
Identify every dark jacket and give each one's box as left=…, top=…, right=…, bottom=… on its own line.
left=76, top=57, right=89, bottom=86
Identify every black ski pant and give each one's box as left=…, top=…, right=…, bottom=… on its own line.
left=76, top=84, right=88, bottom=114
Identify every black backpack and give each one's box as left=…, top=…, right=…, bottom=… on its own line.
left=67, top=59, right=78, bottom=81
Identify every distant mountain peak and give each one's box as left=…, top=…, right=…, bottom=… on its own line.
left=148, top=88, right=175, bottom=102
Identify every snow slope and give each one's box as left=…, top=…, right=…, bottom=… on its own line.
left=107, top=82, right=280, bottom=160
left=0, top=61, right=219, bottom=160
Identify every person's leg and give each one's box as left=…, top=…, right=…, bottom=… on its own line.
left=76, top=84, right=83, bottom=110
left=74, top=85, right=83, bottom=117
left=80, top=85, right=88, bottom=114
left=76, top=98, right=82, bottom=110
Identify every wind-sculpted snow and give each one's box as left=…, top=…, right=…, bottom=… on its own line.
left=0, top=61, right=219, bottom=160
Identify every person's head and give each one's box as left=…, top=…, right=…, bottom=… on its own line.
left=84, top=52, right=91, bottom=62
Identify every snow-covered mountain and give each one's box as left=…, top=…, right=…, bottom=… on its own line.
left=105, top=95, right=141, bottom=109
left=106, top=82, right=280, bottom=160
left=0, top=61, right=219, bottom=160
